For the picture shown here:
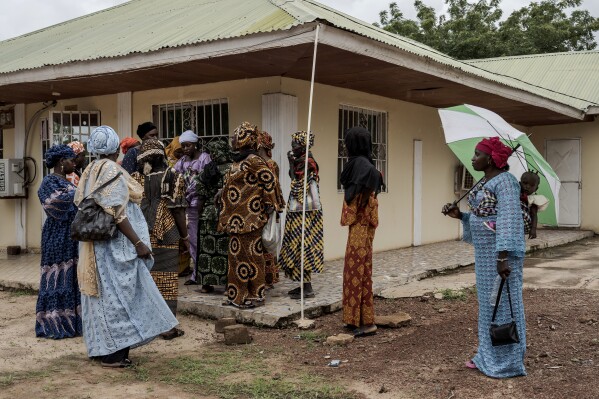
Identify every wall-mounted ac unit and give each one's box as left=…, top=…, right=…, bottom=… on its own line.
left=0, top=159, right=26, bottom=198
left=454, top=165, right=475, bottom=194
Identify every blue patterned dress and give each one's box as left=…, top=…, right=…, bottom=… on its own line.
left=76, top=160, right=179, bottom=357
left=36, top=175, right=82, bottom=339
left=461, top=172, right=527, bottom=378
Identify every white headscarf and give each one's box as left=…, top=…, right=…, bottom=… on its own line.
left=179, top=130, right=199, bottom=143
left=88, top=126, right=120, bottom=156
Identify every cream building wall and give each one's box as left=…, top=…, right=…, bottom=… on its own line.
left=530, top=118, right=599, bottom=233
left=0, top=77, right=462, bottom=258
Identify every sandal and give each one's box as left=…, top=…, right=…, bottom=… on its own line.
left=290, top=291, right=315, bottom=299
left=178, top=267, right=193, bottom=277
left=465, top=360, right=478, bottom=369
left=161, top=328, right=185, bottom=341
left=184, top=279, right=198, bottom=286
left=353, top=326, right=377, bottom=338
left=199, top=285, right=215, bottom=293
left=101, top=359, right=131, bottom=368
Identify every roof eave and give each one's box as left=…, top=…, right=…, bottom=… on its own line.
left=317, top=24, right=586, bottom=121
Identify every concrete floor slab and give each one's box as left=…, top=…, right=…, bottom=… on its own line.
left=0, top=229, right=594, bottom=327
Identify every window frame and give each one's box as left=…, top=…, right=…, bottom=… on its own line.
left=152, top=98, right=230, bottom=149
left=337, top=103, right=388, bottom=192
left=41, top=110, right=101, bottom=176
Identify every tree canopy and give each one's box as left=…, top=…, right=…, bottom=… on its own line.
left=375, top=0, right=599, bottom=59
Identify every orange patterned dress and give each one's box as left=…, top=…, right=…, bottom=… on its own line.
left=341, top=194, right=379, bottom=327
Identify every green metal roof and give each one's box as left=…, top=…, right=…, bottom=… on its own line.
left=467, top=51, right=599, bottom=106
left=0, top=0, right=596, bottom=115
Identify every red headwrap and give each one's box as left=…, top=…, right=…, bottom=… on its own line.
left=475, top=137, right=513, bottom=169
left=120, top=137, right=140, bottom=155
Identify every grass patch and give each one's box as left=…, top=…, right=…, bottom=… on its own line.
left=438, top=288, right=468, bottom=301
left=6, top=288, right=36, bottom=297
left=142, top=348, right=357, bottom=399
left=296, top=330, right=327, bottom=343
left=0, top=374, right=14, bottom=387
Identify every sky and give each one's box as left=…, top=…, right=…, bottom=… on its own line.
left=0, top=0, right=598, bottom=41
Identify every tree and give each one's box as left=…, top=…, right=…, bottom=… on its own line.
left=376, top=0, right=599, bottom=59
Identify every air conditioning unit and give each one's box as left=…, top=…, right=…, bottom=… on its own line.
left=454, top=165, right=475, bottom=194
left=0, top=159, right=26, bottom=198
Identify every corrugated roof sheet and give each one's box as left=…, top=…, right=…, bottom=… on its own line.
left=0, top=0, right=596, bottom=114
left=467, top=51, right=599, bottom=106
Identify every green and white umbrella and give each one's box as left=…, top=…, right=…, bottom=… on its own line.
left=438, top=104, right=561, bottom=226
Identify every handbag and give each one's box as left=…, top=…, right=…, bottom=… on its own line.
left=71, top=163, right=122, bottom=242
left=288, top=179, right=322, bottom=212
left=489, top=278, right=520, bottom=346
left=262, top=211, right=281, bottom=255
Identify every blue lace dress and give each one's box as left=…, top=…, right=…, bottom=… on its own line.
left=461, top=172, right=527, bottom=378
left=76, top=160, right=178, bottom=357
left=36, top=174, right=82, bottom=338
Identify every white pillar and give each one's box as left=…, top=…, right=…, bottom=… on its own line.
left=262, top=93, right=298, bottom=247
left=117, top=92, right=132, bottom=139
left=262, top=93, right=298, bottom=205
left=412, top=140, right=423, bottom=246
left=14, top=104, right=26, bottom=249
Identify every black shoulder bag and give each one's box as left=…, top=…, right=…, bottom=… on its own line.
left=489, top=278, right=520, bottom=346
left=71, top=163, right=123, bottom=242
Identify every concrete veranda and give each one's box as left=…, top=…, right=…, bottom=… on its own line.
left=0, top=229, right=593, bottom=327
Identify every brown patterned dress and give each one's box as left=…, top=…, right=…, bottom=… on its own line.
left=133, top=168, right=186, bottom=315
left=341, top=194, right=379, bottom=327
left=218, top=154, right=283, bottom=307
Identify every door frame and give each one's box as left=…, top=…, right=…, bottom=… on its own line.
left=545, top=138, right=582, bottom=227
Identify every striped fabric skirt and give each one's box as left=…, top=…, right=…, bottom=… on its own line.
left=278, top=210, right=324, bottom=282
left=150, top=247, right=180, bottom=315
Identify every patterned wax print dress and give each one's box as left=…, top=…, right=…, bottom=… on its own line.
left=174, top=153, right=211, bottom=274
left=194, top=161, right=231, bottom=287
left=341, top=194, right=379, bottom=327
left=461, top=172, right=527, bottom=378
left=133, top=168, right=186, bottom=315
left=217, top=155, right=282, bottom=307
left=36, top=174, right=82, bottom=339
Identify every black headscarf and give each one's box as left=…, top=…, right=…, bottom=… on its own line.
left=340, top=127, right=384, bottom=204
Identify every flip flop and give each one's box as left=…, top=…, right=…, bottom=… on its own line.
left=353, top=327, right=377, bottom=338
left=465, top=360, right=478, bottom=369
left=287, top=287, right=301, bottom=295
left=199, top=285, right=215, bottom=293
left=161, top=328, right=185, bottom=341
left=184, top=279, right=198, bottom=286
left=101, top=359, right=131, bottom=368
left=290, top=291, right=315, bottom=299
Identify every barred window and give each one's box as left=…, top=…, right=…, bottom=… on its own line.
left=338, top=104, right=388, bottom=191
left=152, top=99, right=229, bottom=148
left=41, top=111, right=101, bottom=176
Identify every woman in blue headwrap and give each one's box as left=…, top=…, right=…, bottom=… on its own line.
left=36, top=144, right=82, bottom=339
left=75, top=126, right=178, bottom=367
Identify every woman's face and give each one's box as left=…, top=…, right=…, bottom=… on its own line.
left=143, top=128, right=159, bottom=140
left=291, top=141, right=304, bottom=157
left=60, top=157, right=76, bottom=175
left=181, top=142, right=197, bottom=158
left=471, top=149, right=491, bottom=171
left=74, top=152, right=87, bottom=169
left=173, top=147, right=184, bottom=160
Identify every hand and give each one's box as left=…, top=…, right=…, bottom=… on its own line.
left=528, top=229, right=537, bottom=239
left=182, top=239, right=191, bottom=254
left=442, top=203, right=461, bottom=219
left=497, top=260, right=511, bottom=279
left=287, top=151, right=294, bottom=161
left=265, top=205, right=274, bottom=215
left=214, top=189, right=222, bottom=207
left=135, top=242, right=153, bottom=259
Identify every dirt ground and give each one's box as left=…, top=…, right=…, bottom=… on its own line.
left=1, top=286, right=598, bottom=398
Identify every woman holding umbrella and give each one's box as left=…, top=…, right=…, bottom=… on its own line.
left=442, top=137, right=527, bottom=378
